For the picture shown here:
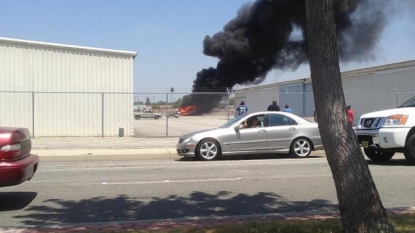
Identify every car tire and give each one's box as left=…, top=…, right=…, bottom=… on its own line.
left=290, top=138, right=312, bottom=158
left=135, top=115, right=140, bottom=120
left=363, top=148, right=395, bottom=162
left=404, top=133, right=415, bottom=165
left=155, top=116, right=160, bottom=120
left=195, top=139, right=221, bottom=161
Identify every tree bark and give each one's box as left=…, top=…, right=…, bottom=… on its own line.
left=305, top=0, right=394, bottom=232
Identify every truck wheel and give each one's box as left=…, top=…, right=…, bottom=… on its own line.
left=290, top=138, right=312, bottom=158
left=363, top=148, right=395, bottom=162
left=155, top=116, right=160, bottom=120
left=195, top=139, right=221, bottom=161
left=404, top=134, right=415, bottom=165
left=135, top=115, right=140, bottom=120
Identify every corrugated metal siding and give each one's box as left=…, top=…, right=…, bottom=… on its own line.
left=343, top=73, right=376, bottom=121
left=0, top=92, right=33, bottom=128
left=0, top=43, right=34, bottom=131
left=234, top=86, right=280, bottom=114
left=234, top=82, right=314, bottom=117
left=258, top=87, right=280, bottom=112
left=278, top=83, right=311, bottom=117
left=0, top=39, right=135, bottom=137
left=343, top=65, right=415, bottom=121
left=303, top=84, right=314, bottom=117
left=234, top=60, right=415, bottom=122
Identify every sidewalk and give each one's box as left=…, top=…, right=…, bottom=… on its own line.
left=31, top=136, right=179, bottom=159
left=2, top=207, right=415, bottom=233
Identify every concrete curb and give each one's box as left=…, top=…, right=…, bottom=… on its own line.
left=32, top=148, right=177, bottom=157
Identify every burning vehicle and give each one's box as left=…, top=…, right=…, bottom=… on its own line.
left=178, top=105, right=197, bottom=116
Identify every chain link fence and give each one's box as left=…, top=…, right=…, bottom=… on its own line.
left=1, top=90, right=414, bottom=137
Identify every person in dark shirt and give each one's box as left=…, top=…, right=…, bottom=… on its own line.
left=267, top=100, right=280, bottom=111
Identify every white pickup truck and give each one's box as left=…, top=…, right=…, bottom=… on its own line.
left=134, top=109, right=162, bottom=120
left=355, top=96, right=415, bottom=165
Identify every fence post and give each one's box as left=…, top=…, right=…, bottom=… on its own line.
left=32, top=92, right=35, bottom=138
left=166, top=93, right=169, bottom=137
left=227, top=88, right=231, bottom=121
left=396, top=92, right=398, bottom=107
left=302, top=82, right=306, bottom=117
left=102, top=93, right=104, bottom=138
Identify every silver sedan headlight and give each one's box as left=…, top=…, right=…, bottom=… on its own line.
left=182, top=137, right=192, bottom=143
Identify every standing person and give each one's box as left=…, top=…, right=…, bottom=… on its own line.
left=267, top=100, right=280, bottom=111
left=235, top=101, right=248, bottom=116
left=347, top=105, right=354, bottom=127
left=283, top=104, right=292, bottom=113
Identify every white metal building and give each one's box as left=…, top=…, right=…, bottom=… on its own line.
left=0, top=37, right=137, bottom=137
left=234, top=60, right=415, bottom=123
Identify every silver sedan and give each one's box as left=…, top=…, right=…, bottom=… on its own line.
left=176, top=111, right=323, bottom=161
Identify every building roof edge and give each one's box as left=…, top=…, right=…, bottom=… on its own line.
left=0, top=37, right=138, bottom=59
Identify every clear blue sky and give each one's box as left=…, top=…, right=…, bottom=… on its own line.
left=1, top=1, right=415, bottom=99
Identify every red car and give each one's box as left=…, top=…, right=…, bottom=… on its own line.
left=0, top=127, right=39, bottom=187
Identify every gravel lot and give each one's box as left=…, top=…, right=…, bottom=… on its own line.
left=133, top=113, right=231, bottom=137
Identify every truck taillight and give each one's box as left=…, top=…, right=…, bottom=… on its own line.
left=0, top=143, right=21, bottom=160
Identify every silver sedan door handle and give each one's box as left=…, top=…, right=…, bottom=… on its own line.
left=258, top=129, right=266, bottom=133
left=289, top=127, right=296, bottom=131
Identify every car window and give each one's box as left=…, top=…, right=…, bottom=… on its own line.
left=240, top=114, right=265, bottom=128
left=266, top=114, right=298, bottom=126
left=258, top=115, right=266, bottom=127
left=220, top=114, right=245, bottom=128
left=255, top=115, right=265, bottom=127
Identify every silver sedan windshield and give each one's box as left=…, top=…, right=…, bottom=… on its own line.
left=220, top=114, right=245, bottom=128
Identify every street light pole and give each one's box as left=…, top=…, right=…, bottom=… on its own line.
left=170, top=87, right=175, bottom=110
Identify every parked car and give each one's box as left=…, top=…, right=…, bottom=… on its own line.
left=0, top=127, right=39, bottom=187
left=134, top=109, right=162, bottom=120
left=168, top=110, right=180, bottom=118
left=176, top=111, right=323, bottom=161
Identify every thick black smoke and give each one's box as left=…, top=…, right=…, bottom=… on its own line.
left=185, top=0, right=389, bottom=114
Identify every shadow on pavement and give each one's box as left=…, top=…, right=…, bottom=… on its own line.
left=221, top=154, right=325, bottom=161
left=177, top=154, right=325, bottom=162
left=14, top=192, right=338, bottom=227
left=0, top=192, right=37, bottom=211
left=366, top=158, right=411, bottom=167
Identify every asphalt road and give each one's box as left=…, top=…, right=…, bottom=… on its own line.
left=1, top=153, right=414, bottom=228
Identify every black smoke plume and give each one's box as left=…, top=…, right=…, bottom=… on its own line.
left=184, top=0, right=389, bottom=114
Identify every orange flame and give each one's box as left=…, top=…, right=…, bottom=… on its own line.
left=178, top=105, right=196, bottom=116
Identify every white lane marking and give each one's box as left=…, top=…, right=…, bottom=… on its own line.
left=101, top=177, right=242, bottom=185
left=45, top=159, right=325, bottom=171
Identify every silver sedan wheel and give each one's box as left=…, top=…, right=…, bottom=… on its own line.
left=196, top=139, right=221, bottom=161
left=290, top=138, right=312, bottom=158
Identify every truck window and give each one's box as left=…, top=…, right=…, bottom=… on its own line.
left=399, top=96, right=415, bottom=108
